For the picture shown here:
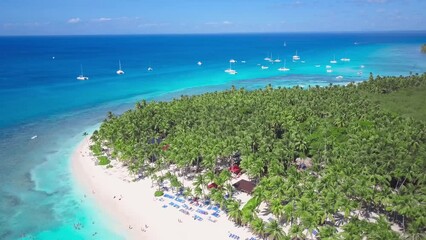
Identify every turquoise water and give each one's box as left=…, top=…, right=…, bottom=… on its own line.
left=0, top=32, right=425, bottom=239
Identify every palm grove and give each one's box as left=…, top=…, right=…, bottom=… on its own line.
left=90, top=73, right=426, bottom=239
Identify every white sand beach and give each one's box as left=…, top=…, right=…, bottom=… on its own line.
left=71, top=137, right=256, bottom=240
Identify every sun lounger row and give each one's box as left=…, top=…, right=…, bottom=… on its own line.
left=193, top=215, right=203, bottom=221
left=169, top=201, right=180, bottom=208
left=196, top=209, right=208, bottom=215
left=179, top=209, right=190, bottom=215
left=229, top=233, right=240, bottom=239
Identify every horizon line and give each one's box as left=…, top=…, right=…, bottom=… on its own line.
left=1, top=30, right=426, bottom=37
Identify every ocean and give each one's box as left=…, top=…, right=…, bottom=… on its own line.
left=0, top=32, right=425, bottom=239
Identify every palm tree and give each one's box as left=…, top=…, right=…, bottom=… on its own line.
left=250, top=217, right=267, bottom=239
left=266, top=219, right=286, bottom=240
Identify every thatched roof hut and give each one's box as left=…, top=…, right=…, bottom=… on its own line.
left=232, top=179, right=256, bottom=194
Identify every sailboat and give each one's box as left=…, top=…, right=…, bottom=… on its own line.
left=330, top=55, right=337, bottom=64
left=225, top=59, right=237, bottom=74
left=274, top=56, right=282, bottom=63
left=264, top=53, right=273, bottom=62
left=76, top=65, right=89, bottom=80
left=116, top=60, right=124, bottom=75
left=292, top=51, right=300, bottom=61
left=278, top=59, right=290, bottom=71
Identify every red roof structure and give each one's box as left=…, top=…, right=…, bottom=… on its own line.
left=229, top=164, right=241, bottom=174
left=207, top=182, right=218, bottom=189
left=232, top=179, right=256, bottom=194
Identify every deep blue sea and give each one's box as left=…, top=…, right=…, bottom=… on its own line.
left=0, top=32, right=425, bottom=239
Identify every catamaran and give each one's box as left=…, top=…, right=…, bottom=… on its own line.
left=278, top=59, right=290, bottom=71
left=76, top=65, right=89, bottom=81
left=225, top=59, right=237, bottom=74
left=292, top=51, right=300, bottom=61
left=116, top=60, right=124, bottom=75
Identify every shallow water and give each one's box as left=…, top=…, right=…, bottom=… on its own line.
left=0, top=32, right=425, bottom=239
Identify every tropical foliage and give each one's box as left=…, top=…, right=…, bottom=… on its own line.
left=92, top=73, right=426, bottom=239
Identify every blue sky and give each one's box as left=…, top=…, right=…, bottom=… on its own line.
left=1, top=0, right=425, bottom=35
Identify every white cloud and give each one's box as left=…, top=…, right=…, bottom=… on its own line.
left=67, top=18, right=81, bottom=24
left=205, top=21, right=233, bottom=25
left=138, top=22, right=169, bottom=28
left=94, top=17, right=112, bottom=22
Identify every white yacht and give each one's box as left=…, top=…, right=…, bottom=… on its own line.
left=278, top=59, right=290, bottom=71
left=76, top=65, right=89, bottom=80
left=292, top=51, right=300, bottom=61
left=326, top=69, right=333, bottom=73
left=261, top=65, right=269, bottom=70
left=340, top=58, right=351, bottom=62
left=147, top=67, right=153, bottom=71
left=197, top=61, right=202, bottom=66
left=326, top=65, right=332, bottom=69
left=330, top=55, right=337, bottom=64
left=225, top=59, right=237, bottom=74
left=336, top=75, right=344, bottom=80
left=315, top=65, right=321, bottom=68
left=274, top=56, right=281, bottom=63
left=116, top=60, right=124, bottom=75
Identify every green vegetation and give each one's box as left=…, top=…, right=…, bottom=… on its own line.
left=154, top=190, right=164, bottom=197
left=365, top=85, right=426, bottom=122
left=92, top=73, right=426, bottom=239
left=97, top=156, right=110, bottom=165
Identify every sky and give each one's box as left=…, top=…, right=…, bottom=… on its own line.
left=0, top=0, right=425, bottom=35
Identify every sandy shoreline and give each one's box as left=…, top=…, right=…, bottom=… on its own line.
left=71, top=137, right=255, bottom=240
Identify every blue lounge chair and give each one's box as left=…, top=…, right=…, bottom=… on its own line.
left=194, top=215, right=203, bottom=221
left=196, top=209, right=208, bottom=215
left=164, top=193, right=175, bottom=199
left=212, top=212, right=220, bottom=218
left=162, top=205, right=168, bottom=208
